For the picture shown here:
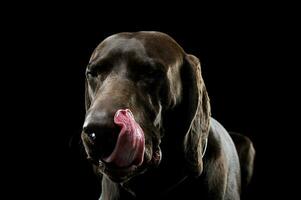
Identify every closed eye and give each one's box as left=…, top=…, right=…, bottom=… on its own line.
left=133, top=61, right=164, bottom=79
left=86, top=70, right=97, bottom=78
left=143, top=64, right=165, bottom=80
left=141, top=70, right=162, bottom=82
left=86, top=61, right=112, bottom=79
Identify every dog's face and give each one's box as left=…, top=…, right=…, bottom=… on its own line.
left=81, top=32, right=186, bottom=182
left=81, top=32, right=210, bottom=183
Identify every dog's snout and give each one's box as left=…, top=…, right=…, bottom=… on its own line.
left=83, top=110, right=119, bottom=158
left=83, top=110, right=115, bottom=132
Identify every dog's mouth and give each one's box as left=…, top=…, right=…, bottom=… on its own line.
left=94, top=109, right=145, bottom=182
left=85, top=109, right=162, bottom=182
left=93, top=145, right=162, bottom=183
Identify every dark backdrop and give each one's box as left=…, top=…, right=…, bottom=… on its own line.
left=4, top=4, right=296, bottom=200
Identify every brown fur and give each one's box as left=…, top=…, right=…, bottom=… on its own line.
left=81, top=31, right=255, bottom=200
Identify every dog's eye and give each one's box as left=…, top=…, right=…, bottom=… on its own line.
left=86, top=62, right=112, bottom=80
left=143, top=69, right=163, bottom=82
left=148, top=69, right=162, bottom=77
left=86, top=70, right=97, bottom=79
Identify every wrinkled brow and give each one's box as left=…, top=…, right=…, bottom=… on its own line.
left=87, top=58, right=112, bottom=71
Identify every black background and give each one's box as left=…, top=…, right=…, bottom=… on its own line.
left=3, top=3, right=296, bottom=200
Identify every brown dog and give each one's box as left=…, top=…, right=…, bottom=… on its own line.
left=81, top=31, right=255, bottom=200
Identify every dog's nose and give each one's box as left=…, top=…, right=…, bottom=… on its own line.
left=83, top=109, right=116, bottom=130
left=83, top=110, right=119, bottom=158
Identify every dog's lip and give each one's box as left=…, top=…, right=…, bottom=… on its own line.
left=151, top=146, right=162, bottom=165
left=90, top=144, right=161, bottom=169
left=97, top=159, right=138, bottom=181
left=103, top=147, right=161, bottom=182
left=99, top=159, right=137, bottom=171
left=98, top=160, right=138, bottom=174
left=88, top=144, right=161, bottom=167
left=87, top=144, right=161, bottom=181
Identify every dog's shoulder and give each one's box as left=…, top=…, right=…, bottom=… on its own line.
left=201, top=118, right=241, bottom=199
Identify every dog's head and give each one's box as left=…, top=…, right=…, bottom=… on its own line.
left=81, top=31, right=210, bottom=183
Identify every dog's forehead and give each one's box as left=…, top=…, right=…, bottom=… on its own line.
left=90, top=36, right=146, bottom=63
left=90, top=32, right=184, bottom=66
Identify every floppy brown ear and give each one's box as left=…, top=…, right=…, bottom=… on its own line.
left=164, top=54, right=211, bottom=176
left=182, top=54, right=211, bottom=176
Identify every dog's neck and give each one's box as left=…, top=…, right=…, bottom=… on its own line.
left=119, top=167, right=189, bottom=199
left=108, top=138, right=209, bottom=200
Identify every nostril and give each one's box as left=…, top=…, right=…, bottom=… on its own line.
left=82, top=120, right=121, bottom=158
left=83, top=123, right=96, bottom=134
left=87, top=132, right=96, bottom=141
left=83, top=123, right=99, bottom=142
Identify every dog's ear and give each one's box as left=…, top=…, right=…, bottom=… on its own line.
left=182, top=54, right=211, bottom=176
left=164, top=54, right=211, bottom=176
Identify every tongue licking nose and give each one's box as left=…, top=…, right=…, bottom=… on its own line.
left=103, top=109, right=145, bottom=168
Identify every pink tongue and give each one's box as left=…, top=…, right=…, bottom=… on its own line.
left=103, top=109, right=145, bottom=168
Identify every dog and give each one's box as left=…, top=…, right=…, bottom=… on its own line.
left=81, top=31, right=255, bottom=200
